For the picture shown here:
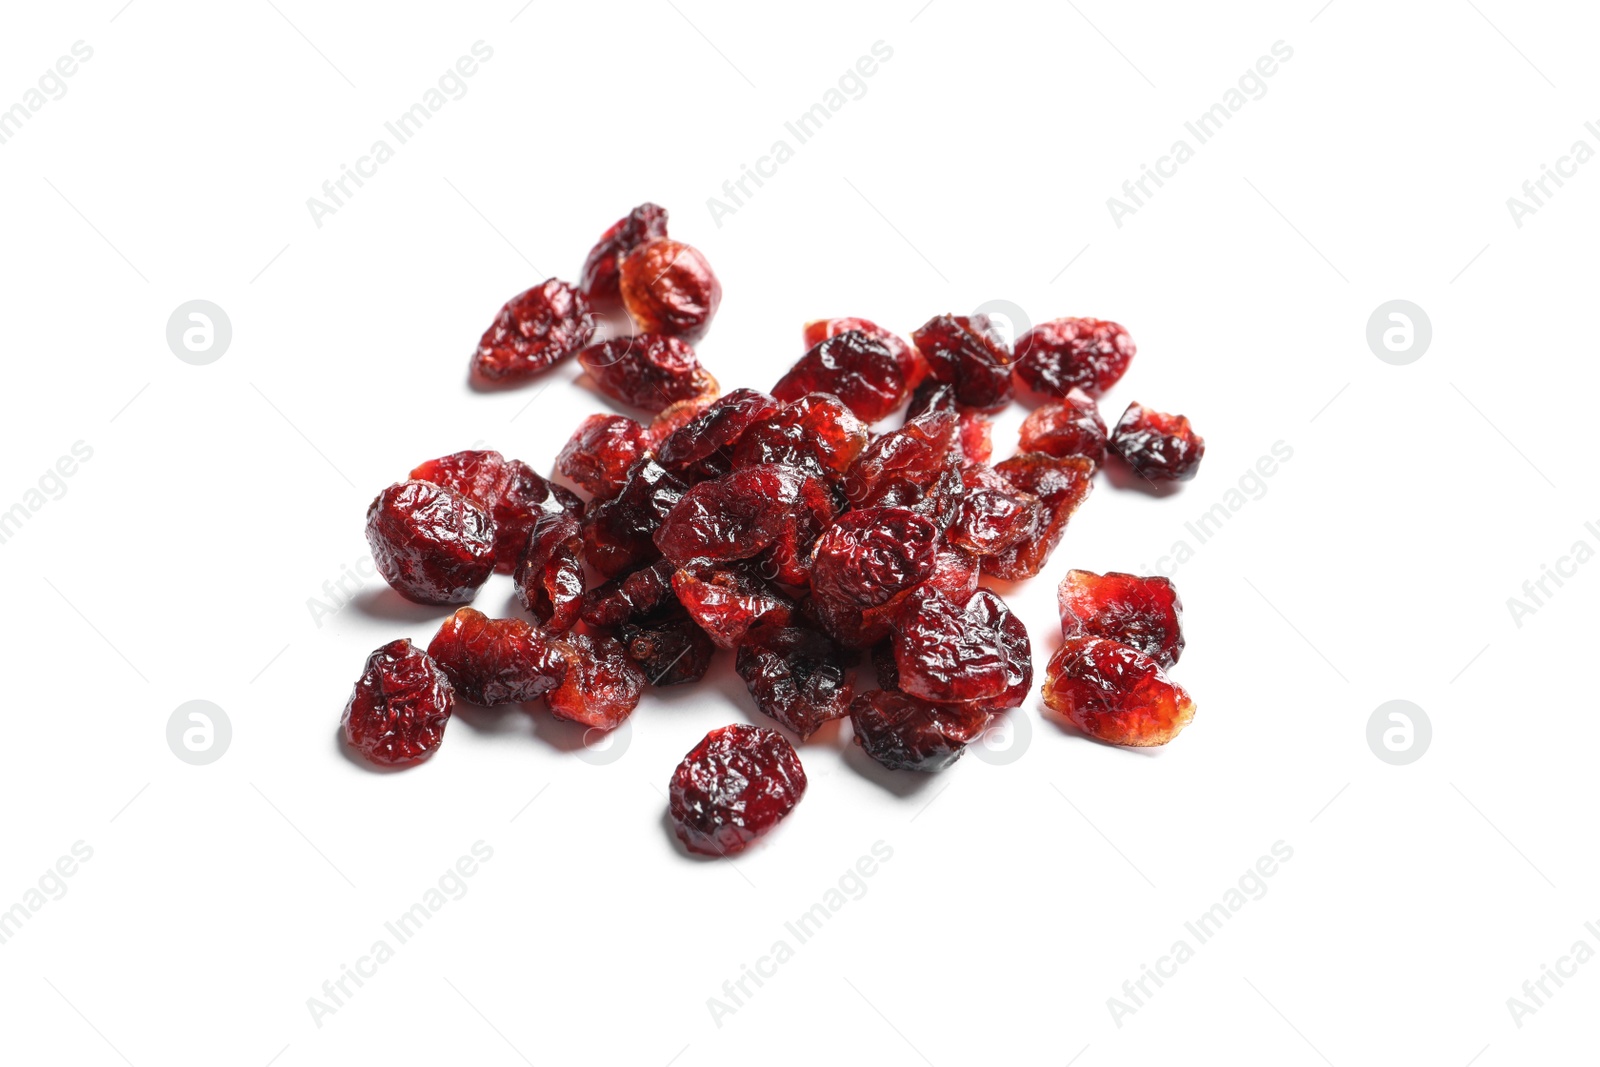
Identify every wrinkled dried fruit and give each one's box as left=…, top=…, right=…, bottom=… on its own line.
left=849, top=689, right=990, bottom=772
left=669, top=724, right=807, bottom=855
left=961, top=588, right=1032, bottom=710
left=949, top=469, right=1042, bottom=557
left=1042, top=636, right=1195, bottom=746
left=411, top=451, right=583, bottom=573
left=578, top=202, right=669, bottom=305
left=1110, top=402, right=1205, bottom=482
left=365, top=481, right=496, bottom=605
left=911, top=314, right=1015, bottom=413
left=1013, top=317, right=1135, bottom=398
left=959, top=412, right=993, bottom=465
left=472, top=279, right=594, bottom=383
left=892, top=587, right=1019, bottom=703
left=772, top=330, right=907, bottom=423
left=926, top=544, right=981, bottom=604
left=426, top=608, right=568, bottom=705
left=655, top=388, right=780, bottom=481
left=619, top=238, right=722, bottom=343
left=582, top=458, right=689, bottom=578
left=1018, top=388, right=1108, bottom=464
left=342, top=639, right=454, bottom=765
left=982, top=453, right=1095, bottom=580
left=735, top=624, right=857, bottom=738
left=845, top=405, right=958, bottom=509
left=544, top=630, right=644, bottom=730
left=732, top=392, right=869, bottom=479
left=646, top=393, right=719, bottom=449
left=654, top=463, right=834, bottom=569
left=1058, top=570, right=1184, bottom=668
left=803, top=317, right=925, bottom=392
left=577, top=334, right=718, bottom=413
left=811, top=508, right=938, bottom=609
left=556, top=414, right=650, bottom=499
left=581, top=558, right=678, bottom=628
left=672, top=566, right=796, bottom=650
left=619, top=610, right=715, bottom=686
left=514, top=512, right=585, bottom=631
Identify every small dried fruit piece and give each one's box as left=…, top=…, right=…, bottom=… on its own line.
left=646, top=393, right=720, bottom=449
left=962, top=588, right=1033, bottom=710
left=619, top=610, right=715, bottom=686
left=811, top=508, right=938, bottom=610
left=1042, top=636, right=1195, bottom=746
left=365, top=481, right=496, bottom=605
left=1110, top=403, right=1205, bottom=482
left=959, top=412, right=993, bottom=465
left=556, top=414, right=650, bottom=499
left=892, top=587, right=1014, bottom=703
left=582, top=458, right=689, bottom=578
left=620, top=238, right=722, bottom=343
left=409, top=451, right=580, bottom=574
left=735, top=624, right=857, bottom=738
left=581, top=558, right=679, bottom=628
left=1018, top=388, right=1108, bottom=464
left=544, top=630, right=644, bottom=730
left=669, top=724, right=807, bottom=856
left=731, top=392, right=869, bottom=480
left=1013, top=317, right=1135, bottom=398
left=426, top=608, right=568, bottom=705
left=845, top=405, right=958, bottom=509
left=514, top=512, right=585, bottom=631
left=578, top=202, right=669, bottom=305
left=949, top=465, right=1043, bottom=557
left=803, top=317, right=925, bottom=391
left=772, top=330, right=908, bottom=423
left=341, top=639, right=454, bottom=766
left=577, top=334, right=718, bottom=413
left=982, top=453, right=1095, bottom=581
left=672, top=566, right=796, bottom=649
left=1058, top=570, right=1184, bottom=668
left=911, top=314, right=1015, bottom=413
left=655, top=388, right=780, bottom=481
left=654, top=463, right=834, bottom=569
left=849, top=690, right=991, bottom=772
left=472, top=279, right=594, bottom=383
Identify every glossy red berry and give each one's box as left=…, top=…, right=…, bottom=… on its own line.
left=1017, top=388, right=1108, bottom=464
left=1110, top=403, right=1205, bottom=482
left=1013, top=317, right=1135, bottom=398
left=426, top=608, right=568, bottom=705
left=803, top=317, right=926, bottom=392
left=1042, top=636, right=1195, bottom=746
left=578, top=202, right=669, bottom=305
left=619, top=238, right=722, bottom=343
left=365, top=481, right=496, bottom=605
left=981, top=454, right=1095, bottom=581
left=849, top=689, right=991, bottom=772
left=409, top=450, right=578, bottom=574
left=342, top=639, right=454, bottom=766
left=514, top=512, right=585, bottom=631
left=772, top=330, right=908, bottom=423
left=544, top=630, right=644, bottom=730
left=556, top=414, right=650, bottom=500
left=911, top=314, right=1015, bottom=413
left=471, top=279, right=594, bottom=383
left=735, top=624, right=858, bottom=739
left=1058, top=570, right=1184, bottom=668
left=669, top=724, right=807, bottom=855
left=577, top=334, right=718, bottom=413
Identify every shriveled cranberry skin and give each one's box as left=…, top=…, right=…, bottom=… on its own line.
left=962, top=589, right=1032, bottom=710
left=544, top=631, right=644, bottom=730
left=647, top=393, right=719, bottom=450
left=959, top=412, right=993, bottom=465
left=982, top=454, right=1095, bottom=581
left=1059, top=570, right=1184, bottom=668
left=736, top=624, right=857, bottom=739
left=926, top=544, right=981, bottom=604
left=578, top=202, right=669, bottom=305
left=655, top=388, right=780, bottom=481
left=1042, top=636, right=1195, bottom=747
left=342, top=639, right=454, bottom=766
left=619, top=610, right=715, bottom=686
left=844, top=406, right=958, bottom=509
left=365, top=481, right=496, bottom=605
left=577, top=334, right=718, bottom=413
left=911, top=314, right=1015, bottom=413
left=556, top=414, right=650, bottom=500
left=949, top=466, right=1042, bottom=557
left=1110, top=403, right=1205, bottom=482
left=619, top=238, right=722, bottom=343
left=426, top=608, right=568, bottom=705
left=811, top=508, right=938, bottom=610
left=892, top=587, right=1013, bottom=703
left=581, top=558, right=679, bottom=628
left=654, top=463, right=834, bottom=569
left=409, top=450, right=510, bottom=510
left=1014, top=318, right=1134, bottom=398
left=803, top=317, right=926, bottom=392
left=669, top=724, right=807, bottom=856
left=772, top=331, right=907, bottom=423
left=1018, top=388, right=1108, bottom=465
left=582, top=458, right=689, bottom=579
left=472, top=279, right=594, bottom=383
left=672, top=565, right=796, bottom=650
left=409, top=451, right=579, bottom=574
left=849, top=690, right=990, bottom=772
left=732, top=393, right=869, bottom=480
left=514, top=512, right=585, bottom=631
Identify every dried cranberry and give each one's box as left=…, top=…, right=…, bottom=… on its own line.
left=619, top=238, right=722, bottom=343
left=619, top=610, right=716, bottom=686
left=849, top=690, right=991, bottom=772
left=646, top=393, right=719, bottom=449
left=426, top=608, right=568, bottom=705
left=735, top=624, right=858, bottom=739
left=582, top=457, right=689, bottom=579
left=556, top=414, right=650, bottom=499
left=772, top=330, right=907, bottom=423
left=811, top=508, right=938, bottom=610
left=669, top=724, right=807, bottom=856
left=577, top=334, right=718, bottom=413
left=982, top=453, right=1094, bottom=581
left=732, top=393, right=870, bottom=480
left=1014, top=317, right=1135, bottom=398
left=514, top=512, right=585, bottom=631
left=1058, top=570, right=1184, bottom=668
left=672, top=565, right=796, bottom=649
left=891, top=587, right=1020, bottom=703
left=581, top=558, right=679, bottom=628
left=926, top=544, right=981, bottom=604
left=1109, top=403, right=1205, bottom=482
left=949, top=470, right=1042, bottom=557
left=409, top=451, right=579, bottom=574
left=961, top=589, right=1032, bottom=710
left=1042, top=636, right=1195, bottom=746
left=578, top=202, right=669, bottom=305
left=365, top=481, right=496, bottom=605
left=844, top=405, right=958, bottom=509
left=654, top=463, right=834, bottom=569
left=341, top=639, right=453, bottom=766
left=1018, top=388, right=1108, bottom=464
left=544, top=630, right=644, bottom=730
left=471, top=279, right=594, bottom=383
left=959, top=412, right=993, bottom=465
left=803, top=317, right=926, bottom=392
left=911, top=314, right=1015, bottom=413
left=655, top=388, right=780, bottom=481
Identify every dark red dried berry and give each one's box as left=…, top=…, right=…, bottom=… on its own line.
left=578, top=202, right=669, bottom=305
left=926, top=544, right=981, bottom=604
left=619, top=610, right=716, bottom=686
left=577, top=334, right=718, bottom=413
left=471, top=279, right=594, bottom=383
left=544, top=630, right=644, bottom=730
left=731, top=393, right=869, bottom=480
left=410, top=451, right=578, bottom=574
left=844, top=405, right=958, bottom=509
left=982, top=453, right=1095, bottom=581
left=1058, top=570, right=1184, bottom=668
left=1042, top=636, right=1195, bottom=747
left=556, top=414, right=650, bottom=499
left=811, top=507, right=939, bottom=610
left=646, top=393, right=719, bottom=449
left=735, top=624, right=857, bottom=739
left=891, top=587, right=1020, bottom=704
left=582, top=458, right=689, bottom=579
left=961, top=588, right=1032, bottom=710
left=365, top=481, right=496, bottom=605
left=949, top=469, right=1042, bottom=557
left=672, top=565, right=796, bottom=650
left=849, top=689, right=991, bottom=772
left=803, top=317, right=926, bottom=392
left=1109, top=402, right=1205, bottom=482
left=959, top=412, right=993, bottom=465
left=342, top=639, right=454, bottom=766
left=581, top=558, right=679, bottom=628
left=1018, top=388, right=1108, bottom=464
left=620, top=238, right=722, bottom=343
left=669, top=724, right=807, bottom=856
left=654, top=463, right=834, bottom=570
left=514, top=512, right=585, bottom=631
left=1014, top=317, right=1135, bottom=398
left=655, top=388, right=780, bottom=481
left=772, top=330, right=907, bottom=423
left=911, top=314, right=1015, bottom=413
left=426, top=608, right=568, bottom=705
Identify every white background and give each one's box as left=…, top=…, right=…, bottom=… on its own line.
left=0, top=1, right=1594, bottom=1063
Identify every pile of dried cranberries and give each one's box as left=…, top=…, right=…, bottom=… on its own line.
left=342, top=203, right=1205, bottom=856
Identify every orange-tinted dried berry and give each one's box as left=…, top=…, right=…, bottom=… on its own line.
left=1042, top=636, right=1195, bottom=746
left=1058, top=570, right=1184, bottom=668
left=1018, top=388, right=1108, bottom=464
left=544, top=630, right=644, bottom=730
left=619, top=238, right=722, bottom=343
